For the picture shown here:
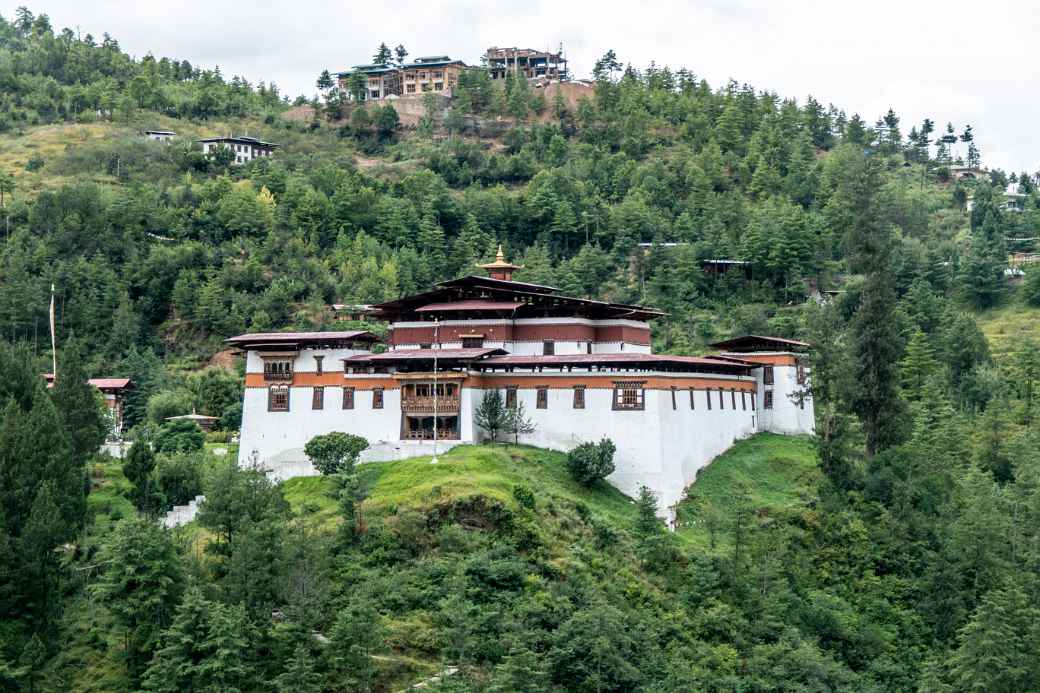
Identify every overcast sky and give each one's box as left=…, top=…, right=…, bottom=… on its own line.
left=5, top=0, right=1038, bottom=172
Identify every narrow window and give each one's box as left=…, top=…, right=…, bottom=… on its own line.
left=536, top=388, right=548, bottom=409
left=373, top=388, right=384, bottom=409
left=718, top=388, right=725, bottom=410
left=543, top=341, right=555, bottom=356
left=689, top=387, right=696, bottom=410
left=506, top=387, right=517, bottom=409
left=731, top=389, right=736, bottom=409
left=800, top=396, right=805, bottom=410
left=586, top=342, right=593, bottom=354
left=268, top=385, right=289, bottom=412
left=751, top=392, right=756, bottom=411
left=706, top=389, right=712, bottom=410
left=342, top=387, right=354, bottom=409
left=763, top=366, right=774, bottom=385
left=671, top=386, right=677, bottom=410
left=741, top=391, right=747, bottom=410
left=573, top=386, right=585, bottom=409
left=312, top=387, right=324, bottom=410
left=314, top=355, right=324, bottom=375
left=764, top=391, right=774, bottom=409
left=797, top=360, right=806, bottom=385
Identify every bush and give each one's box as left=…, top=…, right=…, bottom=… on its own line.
left=565, top=438, right=617, bottom=487
left=153, top=419, right=205, bottom=454
left=1021, top=263, right=1040, bottom=307
left=147, top=389, right=193, bottom=426
left=304, top=432, right=369, bottom=475
left=153, top=452, right=204, bottom=507
left=512, top=484, right=535, bottom=510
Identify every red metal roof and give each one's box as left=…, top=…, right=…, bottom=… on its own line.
left=88, top=378, right=133, bottom=390
left=416, top=300, right=524, bottom=313
left=708, top=335, right=810, bottom=352
left=343, top=347, right=507, bottom=362
left=480, top=353, right=752, bottom=372
left=226, top=330, right=379, bottom=345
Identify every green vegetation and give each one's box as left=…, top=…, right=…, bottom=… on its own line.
left=5, top=6, right=1040, bottom=691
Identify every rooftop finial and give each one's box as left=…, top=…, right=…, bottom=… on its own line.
left=477, top=244, right=523, bottom=281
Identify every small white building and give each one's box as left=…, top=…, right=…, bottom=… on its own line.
left=231, top=256, right=814, bottom=518
left=144, top=130, right=177, bottom=142
left=198, top=135, right=278, bottom=165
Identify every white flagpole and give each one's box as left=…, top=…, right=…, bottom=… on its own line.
left=431, top=318, right=439, bottom=464
left=49, top=284, right=57, bottom=380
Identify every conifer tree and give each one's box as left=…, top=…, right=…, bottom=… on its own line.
left=274, top=645, right=322, bottom=693
left=51, top=341, right=108, bottom=461
left=900, top=329, right=937, bottom=400
left=371, top=43, right=392, bottom=66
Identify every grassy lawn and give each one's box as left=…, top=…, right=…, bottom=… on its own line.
left=975, top=294, right=1040, bottom=359
left=676, top=433, right=819, bottom=550
left=281, top=444, right=639, bottom=530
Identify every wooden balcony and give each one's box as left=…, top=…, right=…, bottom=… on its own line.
left=401, top=396, right=460, bottom=414
left=263, top=371, right=293, bottom=382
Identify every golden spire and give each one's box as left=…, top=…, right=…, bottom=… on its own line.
left=477, top=244, right=523, bottom=281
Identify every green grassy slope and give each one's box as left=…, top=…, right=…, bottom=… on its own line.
left=675, top=433, right=820, bottom=550
left=975, top=288, right=1040, bottom=359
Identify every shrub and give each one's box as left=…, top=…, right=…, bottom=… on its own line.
left=153, top=452, right=204, bottom=507
left=512, top=484, right=535, bottom=510
left=304, top=432, right=369, bottom=475
left=146, top=389, right=193, bottom=426
left=565, top=438, right=617, bottom=486
left=153, top=419, right=205, bottom=454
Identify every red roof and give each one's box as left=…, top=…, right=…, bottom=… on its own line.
left=480, top=353, right=752, bottom=372
left=708, top=335, right=810, bottom=352
left=226, top=330, right=379, bottom=346
left=416, top=300, right=524, bottom=313
left=88, top=378, right=133, bottom=390
left=343, top=347, right=506, bottom=362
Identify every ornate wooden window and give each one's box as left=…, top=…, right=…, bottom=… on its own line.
left=462, top=336, right=484, bottom=348
left=543, top=341, right=555, bottom=356
left=373, top=388, right=384, bottom=409
left=263, top=359, right=293, bottom=381
left=689, top=388, right=696, bottom=410
left=314, top=355, right=324, bottom=375
left=342, top=387, right=355, bottom=410
left=536, top=388, right=548, bottom=409
left=573, top=386, right=586, bottom=409
left=268, top=385, right=289, bottom=412
left=671, top=386, right=677, bottom=410
left=312, top=387, right=324, bottom=410
left=763, top=366, right=774, bottom=385
left=612, top=382, right=645, bottom=411
left=764, top=391, right=774, bottom=409
left=506, top=387, right=517, bottom=409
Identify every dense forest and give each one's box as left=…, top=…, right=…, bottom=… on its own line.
left=3, top=6, right=1040, bottom=692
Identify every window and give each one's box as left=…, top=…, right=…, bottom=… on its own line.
left=800, top=396, right=805, bottom=410
left=314, top=355, right=324, bottom=375
left=373, top=388, right=384, bottom=409
left=689, top=388, right=696, bottom=410
left=671, top=386, right=677, bottom=410
left=763, top=366, right=774, bottom=385
left=586, top=342, right=593, bottom=354
left=543, top=341, right=555, bottom=356
left=573, top=386, right=586, bottom=409
left=613, top=382, right=645, bottom=410
left=312, top=387, right=324, bottom=410
left=268, top=385, right=289, bottom=412
left=433, top=70, right=443, bottom=79
left=706, top=389, right=712, bottom=410
left=731, top=389, right=736, bottom=409
left=263, top=359, right=293, bottom=381
left=751, top=393, right=756, bottom=411
left=462, top=336, right=484, bottom=349
left=506, top=387, right=517, bottom=409
left=406, top=84, right=416, bottom=93
left=342, top=387, right=354, bottom=409
left=718, top=388, right=725, bottom=410
left=434, top=82, right=444, bottom=91
left=764, top=391, right=774, bottom=409
left=536, top=388, right=548, bottom=409
left=797, top=360, right=806, bottom=385
left=419, top=343, right=432, bottom=349
left=741, top=391, right=747, bottom=410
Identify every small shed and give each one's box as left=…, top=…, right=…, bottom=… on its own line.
left=165, top=408, right=220, bottom=432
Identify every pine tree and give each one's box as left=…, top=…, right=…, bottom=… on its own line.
left=488, top=644, right=550, bottom=693
left=960, top=183, right=1007, bottom=309
left=371, top=43, right=392, bottom=66
left=634, top=486, right=662, bottom=536
left=51, top=341, right=108, bottom=461
left=316, top=69, right=333, bottom=92
left=900, top=329, right=937, bottom=400
left=474, top=390, right=507, bottom=444
left=329, top=603, right=383, bottom=692
left=274, top=645, right=322, bottom=693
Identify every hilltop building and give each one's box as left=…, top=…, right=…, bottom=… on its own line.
left=336, top=56, right=467, bottom=101
left=231, top=251, right=813, bottom=516
left=144, top=129, right=176, bottom=142
left=485, top=46, right=568, bottom=82
left=43, top=374, right=133, bottom=436
left=198, top=135, right=277, bottom=165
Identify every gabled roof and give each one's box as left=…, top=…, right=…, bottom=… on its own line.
left=226, top=331, right=379, bottom=349
left=88, top=377, right=133, bottom=390
left=198, top=135, right=278, bottom=147
left=708, top=335, right=810, bottom=352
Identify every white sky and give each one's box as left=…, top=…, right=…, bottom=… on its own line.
left=5, top=0, right=1037, bottom=172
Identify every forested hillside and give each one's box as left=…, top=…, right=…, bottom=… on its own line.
left=3, top=6, right=1040, bottom=692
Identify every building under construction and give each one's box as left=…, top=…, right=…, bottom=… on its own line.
left=485, top=46, right=568, bottom=82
